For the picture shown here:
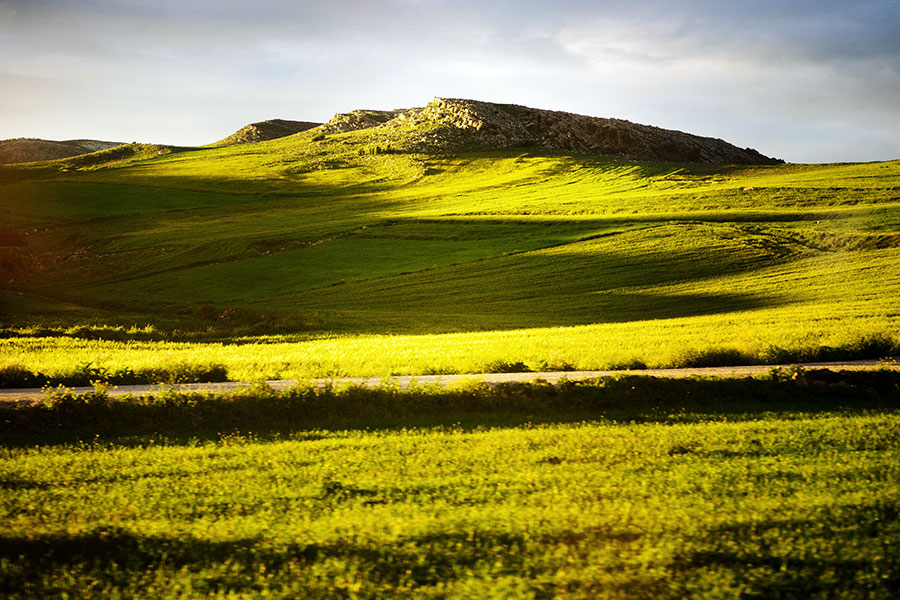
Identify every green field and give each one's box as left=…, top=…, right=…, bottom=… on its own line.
left=2, top=119, right=900, bottom=597
left=2, top=374, right=900, bottom=598
left=1, top=126, right=899, bottom=382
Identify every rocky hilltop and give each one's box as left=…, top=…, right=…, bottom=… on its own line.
left=0, top=138, right=121, bottom=165
left=319, top=97, right=782, bottom=164
left=2, top=99, right=779, bottom=165
left=214, top=119, right=321, bottom=146
left=319, top=109, right=406, bottom=134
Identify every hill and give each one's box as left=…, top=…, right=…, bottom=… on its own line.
left=0, top=97, right=897, bottom=377
left=0, top=138, right=121, bottom=165
left=208, top=98, right=781, bottom=163
left=1, top=100, right=897, bottom=600
left=213, top=119, right=321, bottom=146
left=319, top=97, right=782, bottom=164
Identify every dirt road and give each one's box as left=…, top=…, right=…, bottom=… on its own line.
left=1, top=359, right=896, bottom=406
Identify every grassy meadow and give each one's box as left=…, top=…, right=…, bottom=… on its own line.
left=2, top=374, right=900, bottom=598
left=1, top=129, right=899, bottom=382
left=2, top=123, right=900, bottom=597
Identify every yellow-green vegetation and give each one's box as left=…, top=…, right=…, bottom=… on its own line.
left=1, top=130, right=899, bottom=381
left=3, top=116, right=900, bottom=598
left=1, top=311, right=897, bottom=387
left=2, top=374, right=899, bottom=598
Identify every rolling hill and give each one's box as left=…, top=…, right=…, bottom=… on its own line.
left=0, top=97, right=898, bottom=376
left=0, top=138, right=121, bottom=165
left=3, top=99, right=899, bottom=600
left=318, top=97, right=782, bottom=163
left=212, top=119, right=321, bottom=146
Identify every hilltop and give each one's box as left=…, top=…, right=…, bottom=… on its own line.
left=0, top=138, right=121, bottom=165
left=206, top=97, right=782, bottom=164
left=1, top=98, right=782, bottom=165
left=213, top=119, right=321, bottom=146
left=317, top=97, right=783, bottom=164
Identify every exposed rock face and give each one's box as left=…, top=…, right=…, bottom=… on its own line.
left=214, top=119, right=321, bottom=146
left=318, top=109, right=407, bottom=134
left=323, top=97, right=782, bottom=164
left=0, top=138, right=121, bottom=165
left=4, top=99, right=779, bottom=165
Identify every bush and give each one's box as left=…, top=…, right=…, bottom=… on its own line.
left=533, top=359, right=576, bottom=372
left=0, top=365, right=41, bottom=387
left=483, top=360, right=531, bottom=373
left=676, top=348, right=754, bottom=368
left=761, top=335, right=899, bottom=365
left=0, top=362, right=230, bottom=389
left=140, top=363, right=229, bottom=384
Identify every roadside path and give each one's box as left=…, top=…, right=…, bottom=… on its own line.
left=1, top=359, right=896, bottom=406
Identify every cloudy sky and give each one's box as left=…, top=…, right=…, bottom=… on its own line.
left=1, top=0, right=898, bottom=163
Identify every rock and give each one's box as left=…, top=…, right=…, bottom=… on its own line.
left=318, top=109, right=410, bottom=134
left=320, top=97, right=783, bottom=164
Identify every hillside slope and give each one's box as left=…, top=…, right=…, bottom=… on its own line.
left=0, top=98, right=896, bottom=358
left=0, top=138, right=121, bottom=165
left=213, top=119, right=321, bottom=146
left=0, top=119, right=896, bottom=340
left=319, top=97, right=782, bottom=164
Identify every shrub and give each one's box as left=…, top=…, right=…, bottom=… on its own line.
left=676, top=348, right=754, bottom=368
left=0, top=365, right=41, bottom=387
left=483, top=360, right=531, bottom=373
left=141, top=363, right=229, bottom=384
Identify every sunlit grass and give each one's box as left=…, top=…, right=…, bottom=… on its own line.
left=3, top=398, right=899, bottom=598
left=3, top=302, right=896, bottom=385
left=2, top=142, right=900, bottom=597
left=1, top=135, right=899, bottom=380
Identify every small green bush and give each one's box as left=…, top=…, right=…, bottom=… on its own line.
left=676, top=348, right=754, bottom=368
left=483, top=360, right=531, bottom=373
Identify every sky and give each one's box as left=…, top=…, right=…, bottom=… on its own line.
left=1, top=0, right=898, bottom=163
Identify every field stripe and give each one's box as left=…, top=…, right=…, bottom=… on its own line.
left=1, top=359, right=896, bottom=405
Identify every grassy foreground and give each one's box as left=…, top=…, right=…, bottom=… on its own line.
left=2, top=373, right=900, bottom=598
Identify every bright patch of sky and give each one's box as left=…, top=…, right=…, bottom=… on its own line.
left=1, top=0, right=898, bottom=162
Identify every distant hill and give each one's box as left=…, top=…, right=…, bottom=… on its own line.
left=213, top=119, right=321, bottom=146
left=3, top=99, right=781, bottom=166
left=0, top=138, right=121, bottom=165
left=319, top=97, right=782, bottom=164
left=59, top=143, right=181, bottom=169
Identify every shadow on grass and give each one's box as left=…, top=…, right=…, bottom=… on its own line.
left=674, top=500, right=900, bottom=599
left=2, top=369, right=899, bottom=448
left=0, top=526, right=642, bottom=598
left=2, top=499, right=898, bottom=598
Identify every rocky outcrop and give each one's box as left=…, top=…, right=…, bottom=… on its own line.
left=318, top=109, right=409, bottom=134
left=323, top=97, right=782, bottom=165
left=0, top=138, right=121, bottom=165
left=214, top=119, right=321, bottom=146
left=5, top=99, right=780, bottom=166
